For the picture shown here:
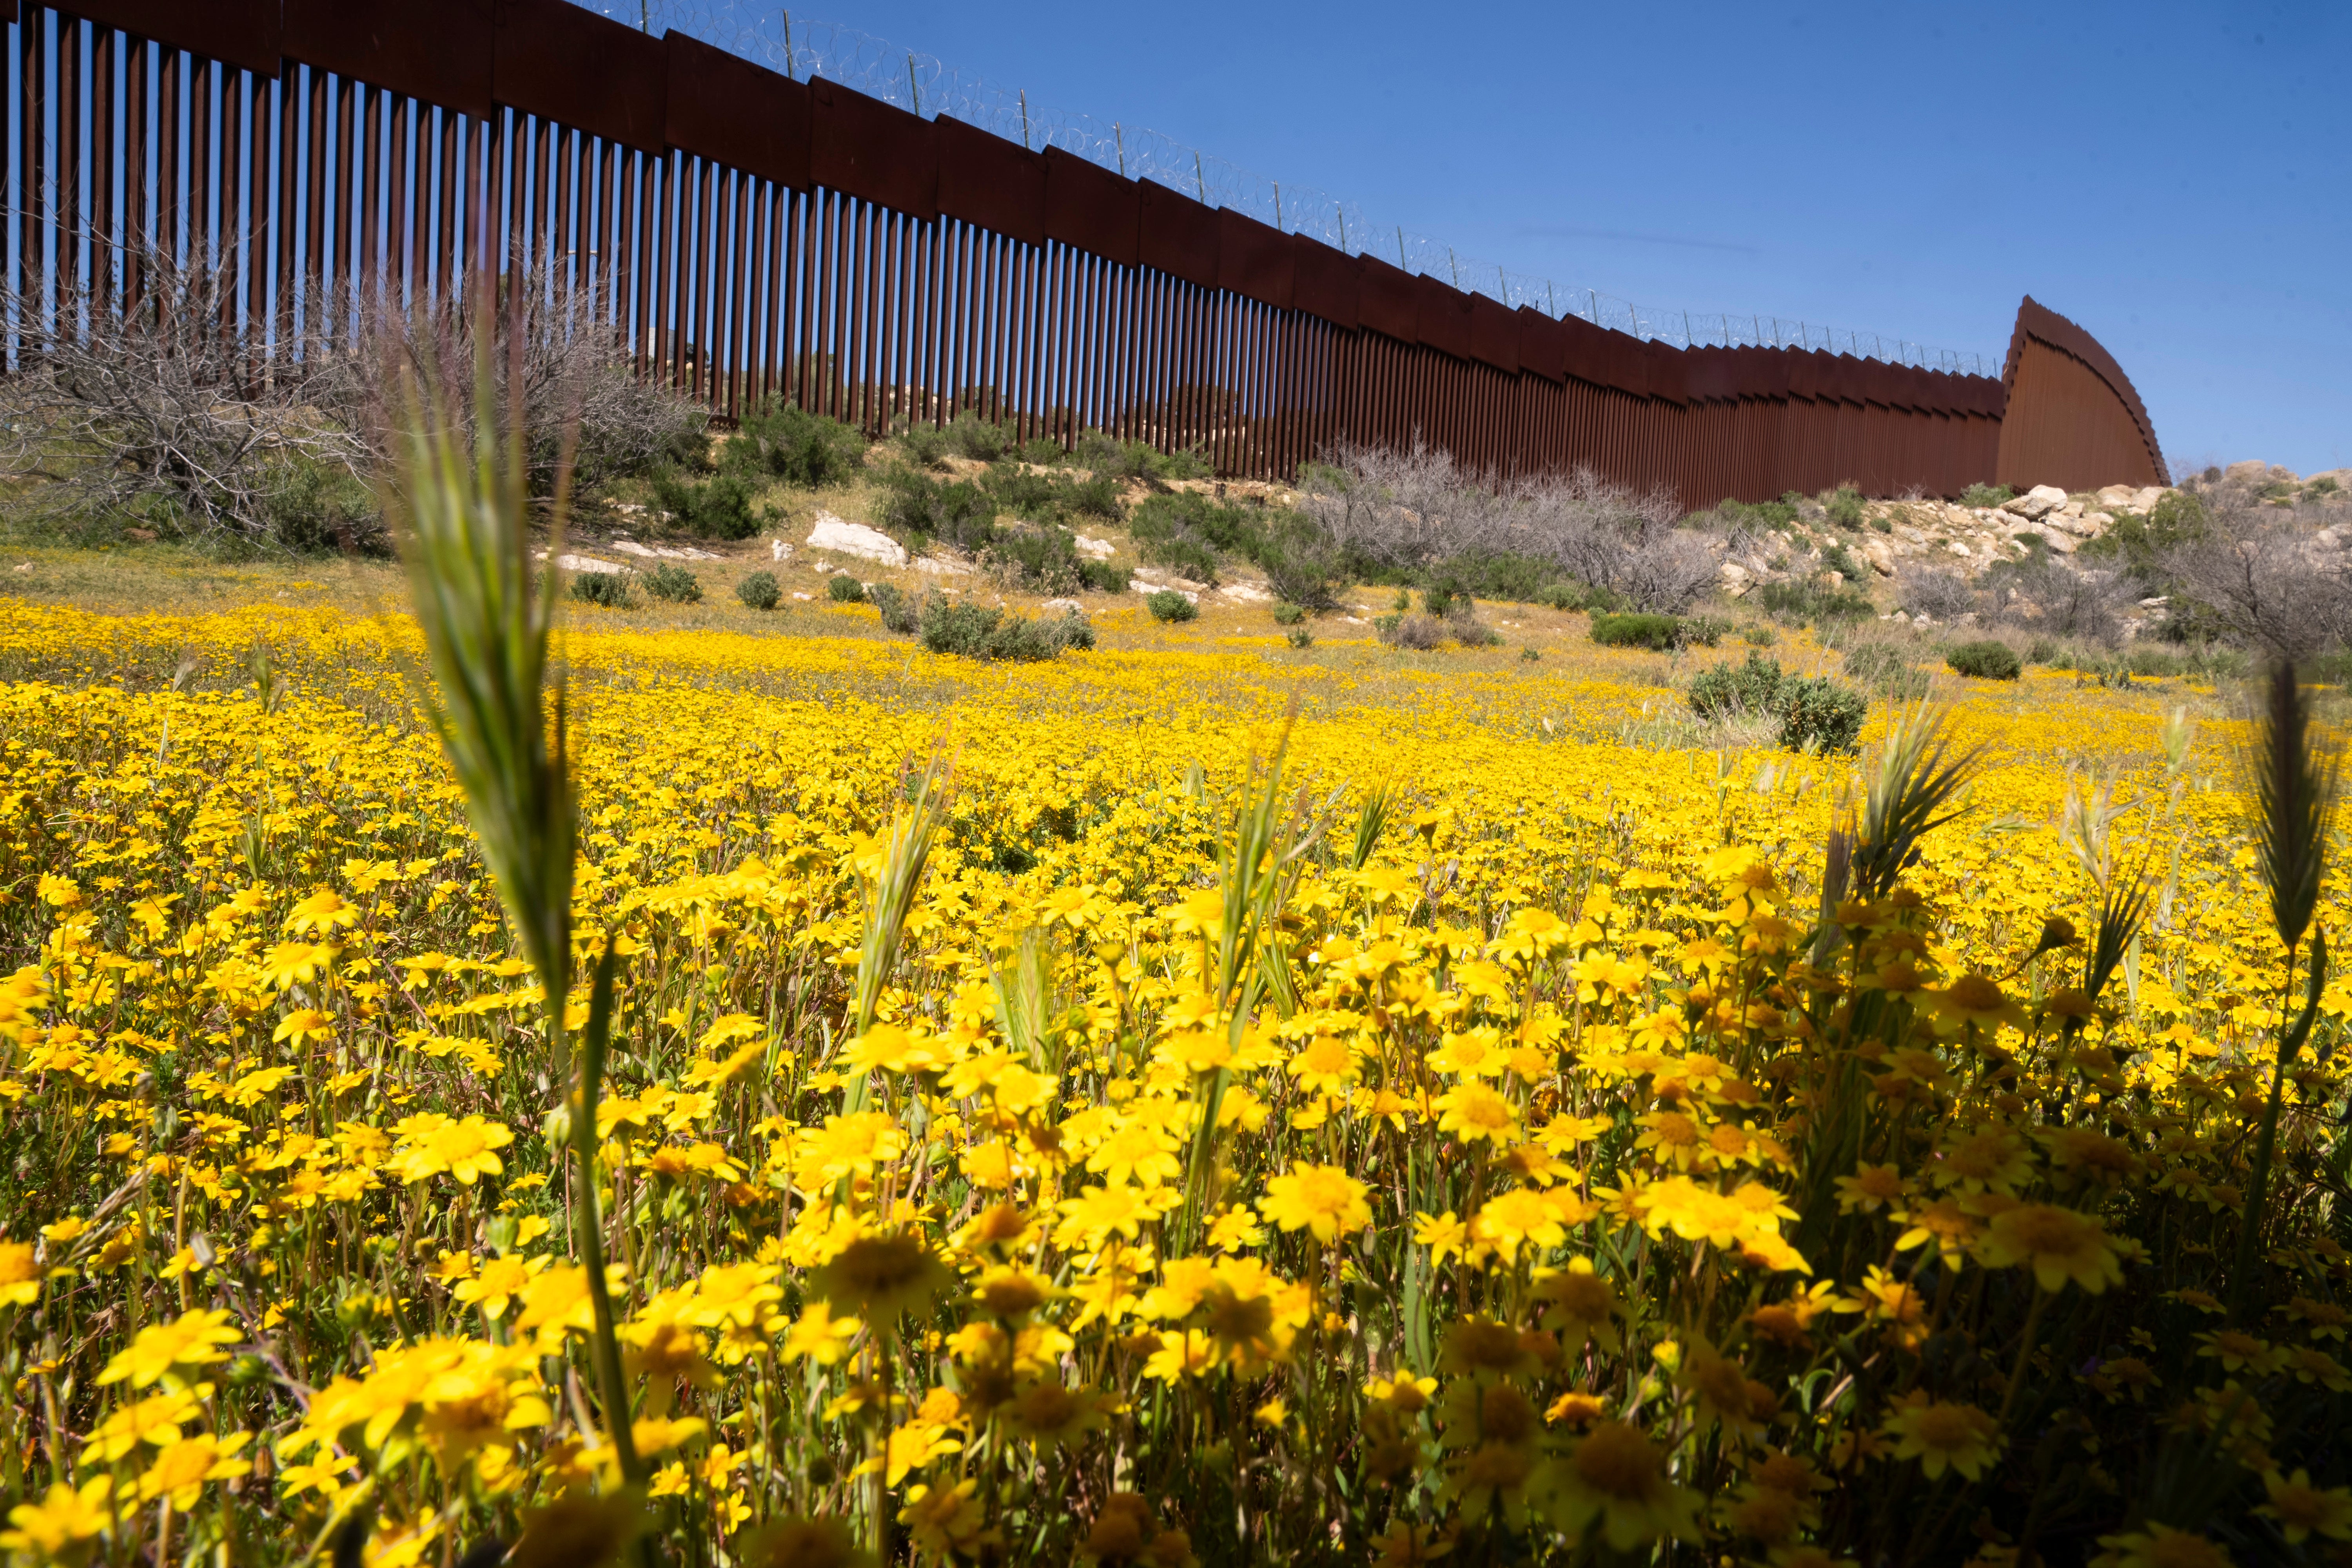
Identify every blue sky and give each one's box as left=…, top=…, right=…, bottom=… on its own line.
left=814, top=0, right=2351, bottom=476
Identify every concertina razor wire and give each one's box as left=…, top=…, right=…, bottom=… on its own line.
left=589, top=1, right=1995, bottom=377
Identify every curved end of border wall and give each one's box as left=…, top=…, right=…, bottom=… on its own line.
left=1994, top=297, right=2167, bottom=490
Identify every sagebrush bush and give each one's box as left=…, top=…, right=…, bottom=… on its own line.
left=1946, top=639, right=2023, bottom=680
left=826, top=574, right=866, bottom=604
left=916, top=598, right=1093, bottom=661
left=1380, top=613, right=1449, bottom=651
left=1588, top=612, right=1684, bottom=651
left=1145, top=590, right=1198, bottom=624
left=1286, top=627, right=1313, bottom=648
left=1842, top=641, right=1931, bottom=699
left=725, top=401, right=867, bottom=488
left=1271, top=603, right=1305, bottom=626
left=1688, top=650, right=1868, bottom=753
left=860, top=583, right=916, bottom=634
left=651, top=470, right=759, bottom=540
left=642, top=563, right=701, bottom=603
left=734, top=570, right=781, bottom=610
left=568, top=571, right=633, bottom=609
left=1959, top=481, right=2016, bottom=508
left=1823, top=484, right=1866, bottom=529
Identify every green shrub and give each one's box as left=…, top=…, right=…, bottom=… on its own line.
left=1820, top=541, right=1868, bottom=583
left=1958, top=483, right=2016, bottom=509
left=1423, top=578, right=1469, bottom=619
left=644, top=563, right=702, bottom=603
left=1755, top=576, right=1874, bottom=625
left=1688, top=651, right=1867, bottom=753
left=2309, top=475, right=2341, bottom=497
left=1078, top=560, right=1131, bottom=594
left=1681, top=615, right=1729, bottom=649
left=1145, top=590, right=1197, bottom=623
left=1823, top=485, right=1866, bottom=530
left=917, top=598, right=1092, bottom=661
left=1692, top=496, right=1802, bottom=530
left=867, top=583, right=918, bottom=634
left=570, top=571, right=635, bottom=609
left=1128, top=492, right=1262, bottom=585
left=1688, top=651, right=1789, bottom=722
left=826, top=574, right=866, bottom=603
left=1519, top=647, right=1539, bottom=662
left=257, top=454, right=380, bottom=552
left=1589, top=612, right=1684, bottom=651
left=652, top=470, right=759, bottom=539
left=1946, top=639, right=2022, bottom=680
left=876, top=467, right=996, bottom=554
left=1287, top=628, right=1314, bottom=649
left=1742, top=625, right=1776, bottom=647
left=1272, top=602, right=1305, bottom=626
left=735, top=571, right=781, bottom=610
left=726, top=401, right=867, bottom=487
left=2310, top=648, right=2352, bottom=686
left=2025, top=637, right=2062, bottom=666
left=1779, top=677, right=1868, bottom=754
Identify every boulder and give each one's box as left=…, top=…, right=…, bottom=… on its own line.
left=2129, top=487, right=2166, bottom=512
left=2036, top=526, right=2079, bottom=555
left=556, top=553, right=625, bottom=575
left=769, top=539, right=793, bottom=562
left=610, top=539, right=720, bottom=561
left=1220, top=581, right=1274, bottom=603
left=1073, top=534, right=1116, bottom=561
left=1718, top=562, right=1753, bottom=597
left=1862, top=540, right=1896, bottom=576
left=806, top=513, right=907, bottom=567
left=913, top=554, right=974, bottom=577
left=2226, top=460, right=2269, bottom=482
left=2049, top=510, right=2109, bottom=540
left=2095, top=485, right=2138, bottom=510
left=2003, top=485, right=2068, bottom=521
left=1042, top=598, right=1085, bottom=615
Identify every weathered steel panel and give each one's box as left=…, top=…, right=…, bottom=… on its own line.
left=936, top=117, right=1043, bottom=245
left=664, top=32, right=807, bottom=189
left=1414, top=275, right=1473, bottom=361
left=1216, top=209, right=1293, bottom=310
left=1468, top=293, right=1518, bottom=374
left=494, top=0, right=664, bottom=151
left=1043, top=147, right=1136, bottom=267
left=1518, top=307, right=1565, bottom=385
left=809, top=78, right=937, bottom=220
left=1136, top=181, right=1218, bottom=287
left=284, top=0, right=490, bottom=114
left=1645, top=341, right=1688, bottom=407
left=1290, top=236, right=1361, bottom=330
left=1355, top=254, right=1419, bottom=344
left=77, top=0, right=279, bottom=73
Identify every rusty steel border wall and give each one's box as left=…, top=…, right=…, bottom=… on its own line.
left=2, top=0, right=2166, bottom=504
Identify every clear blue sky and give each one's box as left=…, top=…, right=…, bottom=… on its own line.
left=815, top=0, right=2351, bottom=477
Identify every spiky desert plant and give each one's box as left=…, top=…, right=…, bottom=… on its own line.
left=383, top=291, right=642, bottom=1488
left=1850, top=702, right=1980, bottom=902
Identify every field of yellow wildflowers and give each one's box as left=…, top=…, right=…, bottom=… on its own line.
left=0, top=551, right=2347, bottom=1568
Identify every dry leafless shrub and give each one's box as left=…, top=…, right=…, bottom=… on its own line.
left=1296, top=441, right=1716, bottom=612
left=0, top=233, right=704, bottom=552
left=2161, top=494, right=2352, bottom=658
left=1980, top=554, right=2135, bottom=645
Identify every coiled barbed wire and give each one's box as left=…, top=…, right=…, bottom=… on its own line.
left=590, top=2, right=1993, bottom=375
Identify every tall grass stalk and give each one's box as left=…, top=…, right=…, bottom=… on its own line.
left=2231, top=662, right=2339, bottom=1321
left=383, top=292, right=643, bottom=1488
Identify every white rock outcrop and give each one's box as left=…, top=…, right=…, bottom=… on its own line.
left=1073, top=534, right=1116, bottom=561
left=610, top=539, right=721, bottom=561
left=2002, top=485, right=2068, bottom=521
left=1042, top=598, right=1085, bottom=615
left=806, top=514, right=907, bottom=567
left=554, top=553, right=625, bottom=575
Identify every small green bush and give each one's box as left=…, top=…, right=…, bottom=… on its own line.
left=1755, top=577, right=1874, bottom=625
left=917, top=598, right=1092, bottom=661
left=1824, top=485, right=1866, bottom=530
left=1946, top=640, right=2022, bottom=680
left=1780, top=677, right=1869, bottom=754
left=867, top=583, right=918, bottom=634
left=1287, top=628, right=1314, bottom=649
left=727, top=401, right=867, bottom=488
left=1589, top=612, right=1684, bottom=651
left=827, top=574, right=866, bottom=603
left=1688, top=651, right=1789, bottom=722
left=1820, top=542, right=1868, bottom=583
left=1145, top=590, right=1197, bottom=623
left=1959, top=482, right=2016, bottom=509
left=1742, top=625, right=1777, bottom=647
left=1078, top=560, right=1131, bottom=594
left=735, top=571, right=781, bottom=610
left=570, top=571, right=635, bottom=609
left=1272, top=602, right=1306, bottom=626
left=1519, top=647, right=1539, bottom=662
left=643, top=563, right=702, bottom=603
left=2309, top=475, right=2341, bottom=497
left=652, top=470, right=759, bottom=539
left=1688, top=651, right=1867, bottom=754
